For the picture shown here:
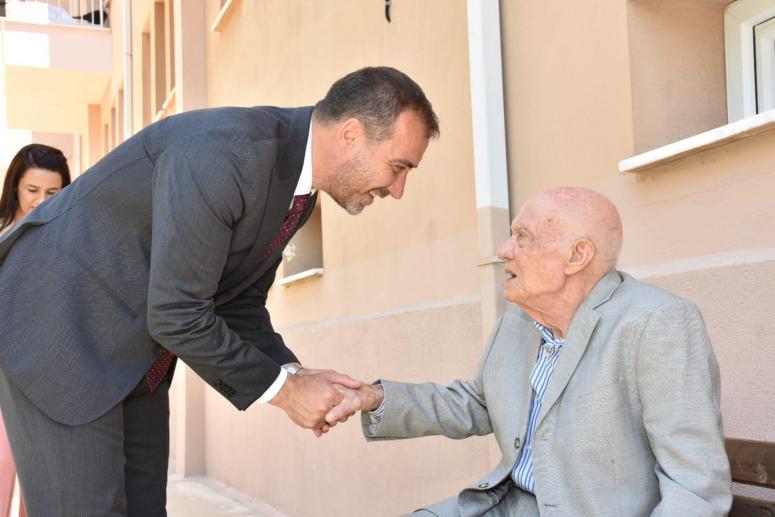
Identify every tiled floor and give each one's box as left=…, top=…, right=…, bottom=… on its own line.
left=167, top=475, right=288, bottom=517
left=10, top=473, right=286, bottom=516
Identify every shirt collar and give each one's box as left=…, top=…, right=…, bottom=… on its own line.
left=533, top=321, right=565, bottom=348
left=294, top=124, right=315, bottom=196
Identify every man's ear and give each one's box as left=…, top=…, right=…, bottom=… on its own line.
left=565, top=239, right=595, bottom=275
left=338, top=118, right=365, bottom=154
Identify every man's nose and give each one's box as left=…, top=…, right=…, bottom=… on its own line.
left=388, top=171, right=408, bottom=199
left=497, top=239, right=513, bottom=261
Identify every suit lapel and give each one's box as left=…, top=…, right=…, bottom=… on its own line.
left=246, top=172, right=299, bottom=265
left=214, top=107, right=313, bottom=305
left=498, top=312, right=542, bottom=446
left=535, top=270, right=623, bottom=426
left=535, top=305, right=599, bottom=426
left=247, top=107, right=314, bottom=269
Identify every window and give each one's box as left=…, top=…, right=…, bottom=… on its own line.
left=276, top=201, right=324, bottom=287
left=725, top=0, right=775, bottom=121
left=755, top=15, right=775, bottom=112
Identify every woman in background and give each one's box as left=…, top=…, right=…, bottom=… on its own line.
left=0, top=143, right=70, bottom=232
left=0, top=143, right=70, bottom=516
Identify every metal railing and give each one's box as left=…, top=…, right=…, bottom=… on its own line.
left=0, top=0, right=108, bottom=28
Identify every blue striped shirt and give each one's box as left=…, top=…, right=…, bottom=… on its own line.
left=512, top=322, right=565, bottom=493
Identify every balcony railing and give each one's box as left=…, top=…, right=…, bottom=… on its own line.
left=0, top=0, right=108, bottom=28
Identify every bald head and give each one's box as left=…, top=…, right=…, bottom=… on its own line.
left=527, top=187, right=622, bottom=274
left=497, top=187, right=623, bottom=334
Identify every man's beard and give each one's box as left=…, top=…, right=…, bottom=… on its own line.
left=327, top=153, right=389, bottom=215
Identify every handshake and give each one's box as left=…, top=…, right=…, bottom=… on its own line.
left=268, top=367, right=384, bottom=437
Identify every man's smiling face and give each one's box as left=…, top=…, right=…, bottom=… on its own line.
left=326, top=109, right=429, bottom=215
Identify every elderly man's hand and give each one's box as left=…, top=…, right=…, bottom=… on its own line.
left=325, top=383, right=384, bottom=425
left=269, top=368, right=362, bottom=435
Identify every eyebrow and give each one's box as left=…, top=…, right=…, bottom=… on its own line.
left=25, top=184, right=59, bottom=191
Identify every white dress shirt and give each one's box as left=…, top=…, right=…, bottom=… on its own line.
left=256, top=124, right=315, bottom=403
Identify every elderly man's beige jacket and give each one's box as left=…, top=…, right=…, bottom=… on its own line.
left=363, top=270, right=732, bottom=516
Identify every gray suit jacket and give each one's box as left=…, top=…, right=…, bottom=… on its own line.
left=0, top=106, right=316, bottom=425
left=363, top=271, right=732, bottom=517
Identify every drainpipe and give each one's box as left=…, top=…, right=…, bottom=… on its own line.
left=123, top=0, right=133, bottom=138
left=466, top=0, right=511, bottom=342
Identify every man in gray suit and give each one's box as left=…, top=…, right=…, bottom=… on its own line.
left=329, top=187, right=732, bottom=516
left=0, top=66, right=438, bottom=516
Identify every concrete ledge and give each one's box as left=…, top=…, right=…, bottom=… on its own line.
left=276, top=267, right=324, bottom=287
left=168, top=474, right=288, bottom=517
left=619, top=109, right=775, bottom=173
left=622, top=247, right=775, bottom=279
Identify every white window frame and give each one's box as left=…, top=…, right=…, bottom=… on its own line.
left=725, top=0, right=775, bottom=121
left=754, top=16, right=775, bottom=112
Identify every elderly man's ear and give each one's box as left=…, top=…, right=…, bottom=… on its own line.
left=565, top=239, right=596, bottom=275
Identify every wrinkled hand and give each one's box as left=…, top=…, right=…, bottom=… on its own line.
left=269, top=368, right=362, bottom=437
left=325, top=383, right=384, bottom=425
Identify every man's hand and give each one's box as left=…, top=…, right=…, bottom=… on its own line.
left=325, top=383, right=384, bottom=425
left=269, top=369, right=362, bottom=435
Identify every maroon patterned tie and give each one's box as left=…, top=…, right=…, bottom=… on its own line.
left=146, top=347, right=174, bottom=392
left=146, top=193, right=314, bottom=392
left=264, top=194, right=314, bottom=258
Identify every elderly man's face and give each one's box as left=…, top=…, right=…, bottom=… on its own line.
left=497, top=198, right=570, bottom=309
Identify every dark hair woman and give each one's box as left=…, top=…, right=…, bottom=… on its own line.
left=0, top=143, right=71, bottom=233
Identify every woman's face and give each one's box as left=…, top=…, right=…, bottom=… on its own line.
left=15, top=167, right=64, bottom=221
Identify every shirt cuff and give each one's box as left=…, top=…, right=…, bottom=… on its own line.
left=368, top=380, right=385, bottom=421
left=256, top=368, right=288, bottom=404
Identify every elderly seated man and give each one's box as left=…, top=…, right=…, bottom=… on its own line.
left=328, top=187, right=732, bottom=516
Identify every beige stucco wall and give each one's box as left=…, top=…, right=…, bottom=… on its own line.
left=627, top=0, right=729, bottom=153
left=608, top=130, right=775, bottom=267
left=500, top=0, right=636, bottom=210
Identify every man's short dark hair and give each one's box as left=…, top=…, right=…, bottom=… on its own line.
left=314, top=66, right=440, bottom=142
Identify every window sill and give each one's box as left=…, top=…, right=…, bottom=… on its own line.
left=152, top=86, right=176, bottom=123
left=276, top=268, right=324, bottom=287
left=619, top=108, right=775, bottom=173
left=211, top=0, right=238, bottom=33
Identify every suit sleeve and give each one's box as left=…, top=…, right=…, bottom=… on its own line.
left=361, top=316, right=504, bottom=441
left=636, top=300, right=732, bottom=517
left=214, top=259, right=298, bottom=366
left=146, top=132, right=284, bottom=409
